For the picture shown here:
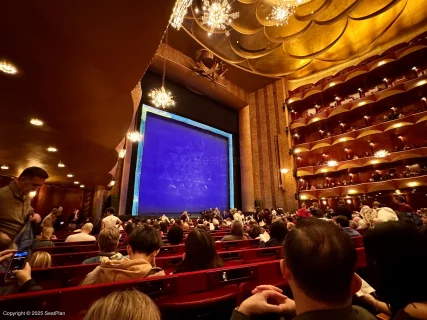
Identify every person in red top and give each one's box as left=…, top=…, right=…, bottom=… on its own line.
left=396, top=196, right=414, bottom=213
left=297, top=202, right=312, bottom=218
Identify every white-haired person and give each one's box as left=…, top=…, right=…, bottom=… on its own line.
left=65, top=223, right=96, bottom=242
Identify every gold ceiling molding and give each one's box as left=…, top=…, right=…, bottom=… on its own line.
left=181, top=0, right=427, bottom=86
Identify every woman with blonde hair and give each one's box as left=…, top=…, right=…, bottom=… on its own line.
left=84, top=289, right=160, bottom=320
left=29, top=251, right=52, bottom=269
left=32, top=226, right=55, bottom=249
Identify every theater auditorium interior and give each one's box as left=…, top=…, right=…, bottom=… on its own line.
left=1, top=0, right=427, bottom=319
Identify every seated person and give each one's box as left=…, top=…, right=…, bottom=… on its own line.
left=362, top=222, right=427, bottom=318
left=212, top=218, right=221, bottom=230
left=259, top=220, right=287, bottom=247
left=167, top=225, right=184, bottom=245
left=248, top=224, right=263, bottom=239
left=41, top=206, right=63, bottom=228
left=84, top=289, right=160, bottom=320
left=0, top=250, right=42, bottom=296
left=81, top=226, right=164, bottom=285
left=122, top=222, right=136, bottom=245
left=221, top=221, right=247, bottom=241
left=65, top=223, right=96, bottom=242
left=82, top=227, right=123, bottom=264
left=159, top=221, right=168, bottom=234
left=29, top=251, right=51, bottom=268
left=174, top=229, right=223, bottom=273
left=32, top=226, right=55, bottom=249
left=335, top=216, right=361, bottom=237
left=232, top=219, right=376, bottom=320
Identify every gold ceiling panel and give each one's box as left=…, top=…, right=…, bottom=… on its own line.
left=284, top=18, right=347, bottom=58
left=316, top=0, right=406, bottom=62
left=349, top=0, right=401, bottom=19
left=230, top=29, right=281, bottom=58
left=231, top=1, right=263, bottom=34
left=248, top=46, right=312, bottom=76
left=314, top=0, right=362, bottom=24
left=183, top=0, right=427, bottom=81
left=294, top=0, right=332, bottom=20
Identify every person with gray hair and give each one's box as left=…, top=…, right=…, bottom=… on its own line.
left=65, top=223, right=96, bottom=242
left=221, top=220, right=247, bottom=241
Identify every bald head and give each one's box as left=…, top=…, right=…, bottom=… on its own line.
left=82, top=223, right=93, bottom=234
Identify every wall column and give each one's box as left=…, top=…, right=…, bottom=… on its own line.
left=239, top=105, right=255, bottom=212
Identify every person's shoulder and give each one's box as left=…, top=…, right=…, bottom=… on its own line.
left=352, top=305, right=377, bottom=320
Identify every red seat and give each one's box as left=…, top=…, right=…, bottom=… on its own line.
left=352, top=236, right=364, bottom=248
left=33, top=244, right=98, bottom=254
left=355, top=247, right=367, bottom=269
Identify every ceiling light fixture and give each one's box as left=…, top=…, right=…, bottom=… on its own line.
left=327, top=160, right=338, bottom=167
left=169, top=0, right=193, bottom=30
left=118, top=149, right=126, bottom=158
left=127, top=131, right=142, bottom=143
left=58, top=162, right=65, bottom=168
left=80, top=185, right=85, bottom=188
left=201, top=0, right=239, bottom=36
left=0, top=60, right=18, bottom=74
left=67, top=174, right=74, bottom=178
left=74, top=181, right=79, bottom=185
left=29, top=191, right=37, bottom=198
left=47, top=147, right=57, bottom=152
left=30, top=119, right=43, bottom=126
left=266, top=0, right=309, bottom=26
left=149, top=28, right=176, bottom=109
left=1, top=165, right=9, bottom=170
left=280, top=168, right=289, bottom=174
left=374, top=150, right=389, bottom=158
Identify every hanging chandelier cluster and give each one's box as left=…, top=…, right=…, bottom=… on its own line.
left=170, top=0, right=193, bottom=30
left=149, top=86, right=176, bottom=109
left=267, top=0, right=310, bottom=26
left=127, top=131, right=142, bottom=142
left=201, top=0, right=239, bottom=36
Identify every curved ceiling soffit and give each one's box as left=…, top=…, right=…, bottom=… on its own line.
left=183, top=0, right=422, bottom=79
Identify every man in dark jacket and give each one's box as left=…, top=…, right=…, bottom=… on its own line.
left=333, top=199, right=352, bottom=221
left=231, top=219, right=376, bottom=320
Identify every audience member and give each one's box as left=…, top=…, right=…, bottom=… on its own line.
left=32, top=226, right=55, bottom=249
left=159, top=221, right=168, bottom=234
left=84, top=289, right=160, bottom=320
left=102, top=208, right=122, bottom=230
left=287, top=222, right=295, bottom=231
left=396, top=196, right=415, bottom=213
left=334, top=199, right=352, bottom=221
left=29, top=251, right=52, bottom=269
left=183, top=222, right=190, bottom=231
left=82, top=227, right=123, bottom=264
left=212, top=218, right=220, bottom=230
left=65, top=223, right=96, bottom=242
left=296, top=202, right=312, bottom=218
left=259, top=220, right=287, bottom=247
left=180, top=211, right=190, bottom=223
left=335, top=216, right=361, bottom=237
left=363, top=221, right=427, bottom=318
left=248, top=224, right=263, bottom=239
left=123, top=222, right=136, bottom=244
left=81, top=226, right=164, bottom=285
left=167, top=225, right=184, bottom=245
left=41, top=206, right=63, bottom=228
left=174, top=229, right=223, bottom=273
left=232, top=219, right=375, bottom=320
left=359, top=200, right=376, bottom=227
left=221, top=221, right=247, bottom=241
left=0, top=167, right=47, bottom=243
left=310, top=202, right=324, bottom=218
left=374, top=203, right=398, bottom=224
left=0, top=251, right=41, bottom=296
left=152, top=222, right=162, bottom=236
left=420, top=209, right=427, bottom=226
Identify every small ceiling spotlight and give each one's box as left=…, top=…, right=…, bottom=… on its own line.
left=30, top=119, right=43, bottom=126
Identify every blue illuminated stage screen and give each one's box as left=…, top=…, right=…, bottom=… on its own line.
left=132, top=105, right=234, bottom=215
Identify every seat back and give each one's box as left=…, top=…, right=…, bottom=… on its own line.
left=33, top=244, right=98, bottom=254
left=352, top=236, right=364, bottom=248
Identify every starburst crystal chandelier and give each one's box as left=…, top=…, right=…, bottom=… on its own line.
left=267, top=0, right=310, bottom=26
left=374, top=150, right=389, bottom=158
left=127, top=131, right=142, bottom=142
left=149, top=86, right=176, bottom=109
left=170, top=0, right=193, bottom=30
left=201, top=0, right=239, bottom=36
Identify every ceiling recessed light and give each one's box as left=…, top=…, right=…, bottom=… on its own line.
left=1, top=165, right=9, bottom=170
left=47, top=147, right=57, bottom=152
left=74, top=181, right=79, bottom=184
left=80, top=185, right=85, bottom=188
left=29, top=191, right=37, bottom=198
left=67, top=174, right=73, bottom=178
left=30, top=119, right=43, bottom=126
left=58, top=162, right=65, bottom=168
left=118, top=149, right=126, bottom=158
left=0, top=60, right=18, bottom=75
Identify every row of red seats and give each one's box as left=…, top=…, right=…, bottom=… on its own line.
left=0, top=260, right=285, bottom=320
left=0, top=247, right=283, bottom=290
